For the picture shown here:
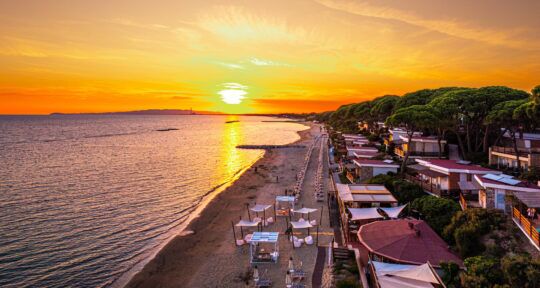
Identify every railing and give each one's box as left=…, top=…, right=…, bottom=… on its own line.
left=459, top=193, right=467, bottom=210
left=492, top=146, right=540, bottom=156
left=513, top=207, right=540, bottom=247
left=395, top=147, right=442, bottom=158
left=405, top=174, right=443, bottom=196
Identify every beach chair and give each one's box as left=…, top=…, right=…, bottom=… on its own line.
left=266, top=217, right=274, bottom=225
left=244, top=234, right=253, bottom=242
left=304, top=236, right=314, bottom=245
left=293, top=239, right=302, bottom=248
left=236, top=239, right=246, bottom=246
left=309, top=220, right=317, bottom=226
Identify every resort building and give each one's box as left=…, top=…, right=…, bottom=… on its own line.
left=408, top=159, right=500, bottom=197
left=358, top=219, right=463, bottom=268
left=489, top=132, right=540, bottom=171
left=474, top=174, right=540, bottom=212
left=395, top=135, right=446, bottom=159
left=383, top=129, right=421, bottom=147
left=336, top=183, right=398, bottom=211
left=346, top=145, right=378, bottom=158
left=369, top=261, right=446, bottom=288
left=353, top=159, right=399, bottom=182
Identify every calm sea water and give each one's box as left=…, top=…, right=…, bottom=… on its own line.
left=0, top=115, right=307, bottom=288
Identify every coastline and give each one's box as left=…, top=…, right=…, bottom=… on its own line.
left=122, top=122, right=313, bottom=288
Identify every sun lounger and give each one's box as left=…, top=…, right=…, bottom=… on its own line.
left=244, top=234, right=253, bottom=242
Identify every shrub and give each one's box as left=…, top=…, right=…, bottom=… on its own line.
left=411, top=196, right=460, bottom=235
left=443, top=209, right=505, bottom=254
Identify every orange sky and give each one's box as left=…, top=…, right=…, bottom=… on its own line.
left=1, top=0, right=540, bottom=114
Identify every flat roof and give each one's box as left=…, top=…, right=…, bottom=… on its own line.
left=514, top=191, right=540, bottom=208
left=336, top=183, right=397, bottom=203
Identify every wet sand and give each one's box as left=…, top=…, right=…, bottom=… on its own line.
left=126, top=123, right=333, bottom=288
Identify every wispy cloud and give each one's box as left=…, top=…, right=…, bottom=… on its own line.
left=216, top=61, right=245, bottom=69
left=249, top=57, right=291, bottom=67
left=315, top=0, right=538, bottom=50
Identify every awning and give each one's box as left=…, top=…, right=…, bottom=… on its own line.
left=276, top=195, right=295, bottom=202
left=514, top=191, right=540, bottom=208
left=380, top=204, right=407, bottom=219
left=292, top=207, right=318, bottom=214
left=290, top=221, right=313, bottom=229
left=236, top=219, right=261, bottom=227
left=348, top=208, right=383, bottom=221
left=372, top=261, right=443, bottom=288
left=250, top=204, right=273, bottom=213
left=418, top=169, right=447, bottom=178
left=458, top=181, right=482, bottom=191
left=250, top=232, right=279, bottom=243
left=387, top=263, right=440, bottom=284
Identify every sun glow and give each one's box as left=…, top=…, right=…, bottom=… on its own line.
left=218, top=83, right=248, bottom=104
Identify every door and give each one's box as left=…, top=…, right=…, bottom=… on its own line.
left=495, top=189, right=506, bottom=211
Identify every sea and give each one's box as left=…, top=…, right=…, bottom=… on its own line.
left=0, top=115, right=307, bottom=288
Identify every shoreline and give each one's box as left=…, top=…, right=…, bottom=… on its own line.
left=111, top=154, right=264, bottom=288
left=122, top=122, right=312, bottom=288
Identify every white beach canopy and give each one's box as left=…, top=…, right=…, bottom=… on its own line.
left=236, top=219, right=261, bottom=227
left=380, top=204, right=407, bottom=219
left=372, top=261, right=443, bottom=288
left=250, top=204, right=273, bottom=213
left=276, top=195, right=296, bottom=203
left=348, top=208, right=383, bottom=221
left=290, top=221, right=313, bottom=229
left=291, top=207, right=318, bottom=214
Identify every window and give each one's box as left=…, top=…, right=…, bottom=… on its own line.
left=466, top=174, right=472, bottom=182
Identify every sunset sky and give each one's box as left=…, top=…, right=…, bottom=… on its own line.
left=1, top=0, right=539, bottom=114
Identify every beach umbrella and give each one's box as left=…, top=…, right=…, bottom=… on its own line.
left=285, top=271, right=292, bottom=285
left=288, top=257, right=294, bottom=272
left=253, top=265, right=259, bottom=281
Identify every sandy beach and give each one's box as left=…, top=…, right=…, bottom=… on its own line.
left=126, top=123, right=334, bottom=288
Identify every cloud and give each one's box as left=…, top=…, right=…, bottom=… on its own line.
left=223, top=83, right=248, bottom=90
left=197, top=6, right=308, bottom=44
left=216, top=61, right=245, bottom=69
left=249, top=57, right=291, bottom=67
left=315, top=0, right=538, bottom=50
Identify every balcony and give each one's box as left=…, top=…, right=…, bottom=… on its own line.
left=512, top=207, right=540, bottom=250
left=491, top=146, right=540, bottom=157
left=395, top=147, right=443, bottom=158
left=405, top=174, right=444, bottom=196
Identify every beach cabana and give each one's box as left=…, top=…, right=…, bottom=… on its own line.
left=276, top=196, right=296, bottom=217
left=291, top=207, right=318, bottom=225
left=250, top=204, right=274, bottom=225
left=290, top=221, right=314, bottom=247
left=232, top=219, right=261, bottom=245
left=249, top=232, right=280, bottom=264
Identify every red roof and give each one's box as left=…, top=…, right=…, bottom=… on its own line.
left=422, top=159, right=496, bottom=172
left=358, top=220, right=463, bottom=267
